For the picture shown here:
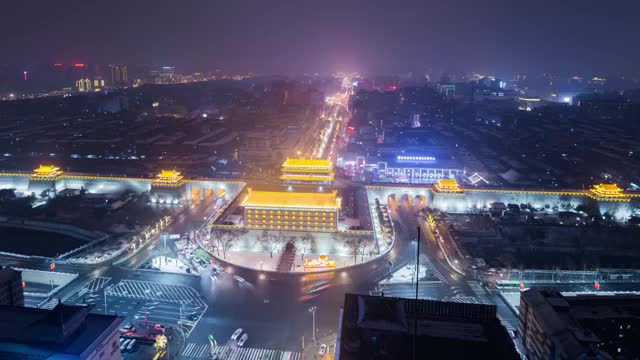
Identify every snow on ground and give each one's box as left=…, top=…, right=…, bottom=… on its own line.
left=381, top=264, right=431, bottom=284
left=150, top=256, right=193, bottom=274
left=217, top=229, right=379, bottom=272
left=68, top=239, right=129, bottom=264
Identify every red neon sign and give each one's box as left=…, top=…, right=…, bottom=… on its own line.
left=74, top=63, right=86, bottom=68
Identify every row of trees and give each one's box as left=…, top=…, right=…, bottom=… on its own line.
left=343, top=234, right=376, bottom=264
left=206, top=229, right=244, bottom=259
left=256, top=230, right=314, bottom=260
left=205, top=228, right=378, bottom=266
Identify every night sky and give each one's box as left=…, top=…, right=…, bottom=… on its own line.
left=2, top=0, right=639, bottom=75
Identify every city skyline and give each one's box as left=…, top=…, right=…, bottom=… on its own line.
left=1, top=2, right=640, bottom=359
left=2, top=0, right=640, bottom=75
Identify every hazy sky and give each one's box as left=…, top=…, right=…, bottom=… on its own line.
left=2, top=0, right=639, bottom=76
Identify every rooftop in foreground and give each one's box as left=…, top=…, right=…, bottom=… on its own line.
left=0, top=303, right=122, bottom=358
left=338, top=293, right=519, bottom=360
left=241, top=188, right=341, bottom=209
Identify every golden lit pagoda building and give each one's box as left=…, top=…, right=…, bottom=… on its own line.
left=150, top=170, right=185, bottom=204
left=31, top=165, right=63, bottom=180
left=280, top=158, right=334, bottom=186
left=588, top=183, right=629, bottom=201
left=434, top=179, right=464, bottom=194
left=153, top=170, right=184, bottom=187
left=242, top=188, right=341, bottom=232
left=27, top=165, right=65, bottom=195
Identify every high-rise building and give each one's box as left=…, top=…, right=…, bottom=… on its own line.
left=519, top=288, right=640, bottom=359
left=0, top=266, right=24, bottom=307
left=109, top=65, right=128, bottom=85
left=75, top=78, right=92, bottom=92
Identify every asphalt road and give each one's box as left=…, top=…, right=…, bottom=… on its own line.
left=0, top=192, right=483, bottom=356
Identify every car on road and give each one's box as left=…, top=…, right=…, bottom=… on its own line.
left=187, top=313, right=198, bottom=321
left=154, top=324, right=166, bottom=332
left=319, top=344, right=327, bottom=355
left=230, top=328, right=243, bottom=341
left=233, top=275, right=246, bottom=284
left=119, top=324, right=136, bottom=335
left=237, top=333, right=248, bottom=347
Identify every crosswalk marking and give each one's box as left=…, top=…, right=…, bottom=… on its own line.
left=183, top=344, right=301, bottom=360
left=497, top=314, right=517, bottom=332
left=38, top=276, right=113, bottom=309
left=106, top=279, right=206, bottom=307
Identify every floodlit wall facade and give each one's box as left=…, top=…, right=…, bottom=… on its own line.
left=366, top=185, right=638, bottom=222
left=0, top=171, right=246, bottom=205
left=242, top=189, right=340, bottom=232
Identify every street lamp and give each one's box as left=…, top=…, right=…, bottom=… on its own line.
left=308, top=306, right=317, bottom=344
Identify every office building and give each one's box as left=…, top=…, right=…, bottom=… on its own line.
left=109, top=65, right=128, bottom=85
left=519, top=288, right=640, bottom=359
left=76, top=78, right=92, bottom=92
left=0, top=266, right=24, bottom=307
left=0, top=302, right=124, bottom=359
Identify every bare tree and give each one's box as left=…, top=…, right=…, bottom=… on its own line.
left=257, top=230, right=284, bottom=258
left=210, top=229, right=239, bottom=259
left=345, top=235, right=375, bottom=263
left=294, top=234, right=314, bottom=261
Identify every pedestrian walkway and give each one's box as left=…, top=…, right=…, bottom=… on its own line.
left=181, top=344, right=301, bottom=360
left=497, top=314, right=517, bottom=333
left=106, top=279, right=206, bottom=307
left=446, top=295, right=488, bottom=305
left=276, top=242, right=296, bottom=272
left=468, top=281, right=494, bottom=304
left=86, top=276, right=111, bottom=292
left=37, top=276, right=112, bottom=309
left=181, top=343, right=211, bottom=358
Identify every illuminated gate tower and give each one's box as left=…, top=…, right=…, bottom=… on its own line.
left=27, top=165, right=64, bottom=195
left=241, top=188, right=341, bottom=232
left=150, top=170, right=185, bottom=204
left=280, top=158, right=334, bottom=186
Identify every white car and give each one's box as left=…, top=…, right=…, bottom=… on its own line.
left=319, top=344, right=327, bottom=355
left=233, top=275, right=246, bottom=283
left=237, top=333, right=248, bottom=347
left=231, top=328, right=243, bottom=341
